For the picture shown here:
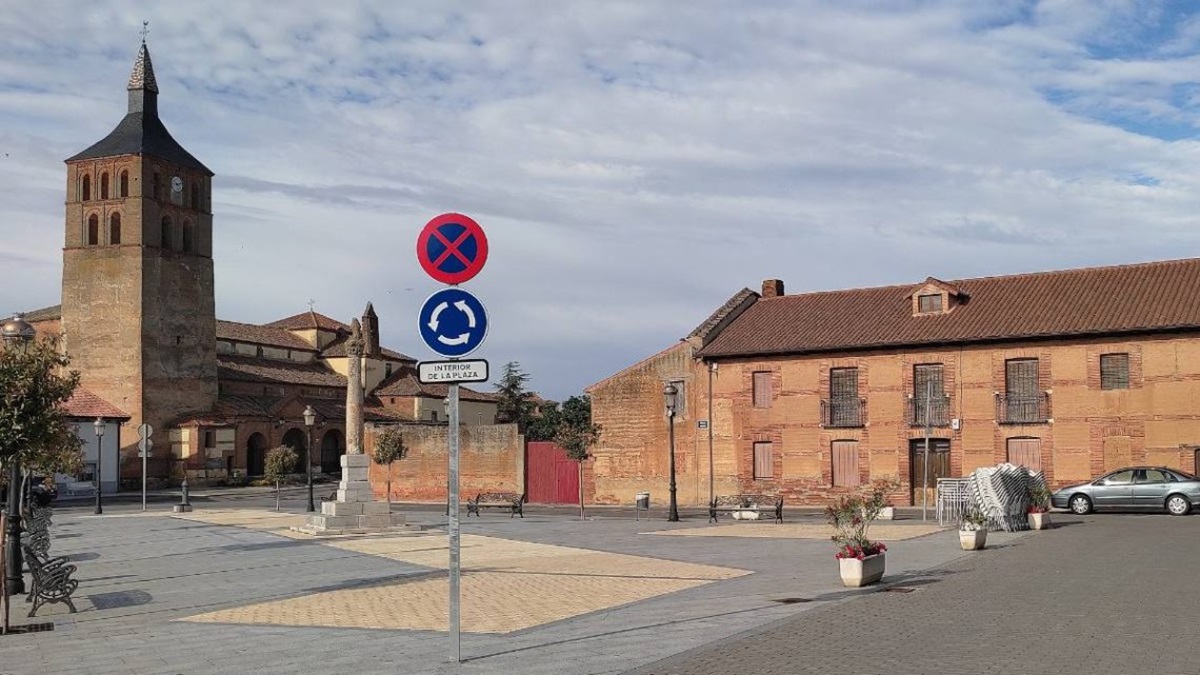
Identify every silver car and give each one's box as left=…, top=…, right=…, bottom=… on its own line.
left=1050, top=467, right=1200, bottom=516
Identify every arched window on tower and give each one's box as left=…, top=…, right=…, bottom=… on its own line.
left=87, top=214, right=99, bottom=246
left=153, top=173, right=162, bottom=201
left=161, top=216, right=172, bottom=250
left=110, top=213, right=121, bottom=245
left=182, top=220, right=194, bottom=253
left=100, top=173, right=109, bottom=200
left=81, top=175, right=91, bottom=202
left=119, top=170, right=129, bottom=198
left=191, top=182, right=200, bottom=210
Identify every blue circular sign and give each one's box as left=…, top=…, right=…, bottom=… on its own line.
left=418, top=288, right=489, bottom=358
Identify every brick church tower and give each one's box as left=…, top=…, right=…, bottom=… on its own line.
left=60, top=40, right=217, bottom=476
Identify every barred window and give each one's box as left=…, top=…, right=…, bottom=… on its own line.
left=828, top=368, right=860, bottom=426
left=1100, top=353, right=1129, bottom=390
left=752, top=371, right=772, bottom=408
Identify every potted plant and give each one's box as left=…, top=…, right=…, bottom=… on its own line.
left=1028, top=485, right=1052, bottom=530
left=870, top=477, right=901, bottom=520
left=732, top=496, right=760, bottom=520
left=959, top=510, right=988, bottom=550
left=826, top=492, right=887, bottom=587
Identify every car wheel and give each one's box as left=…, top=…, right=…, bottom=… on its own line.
left=1165, top=494, right=1191, bottom=516
left=1069, top=494, right=1092, bottom=515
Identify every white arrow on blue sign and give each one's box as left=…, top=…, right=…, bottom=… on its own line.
left=418, top=288, right=489, bottom=358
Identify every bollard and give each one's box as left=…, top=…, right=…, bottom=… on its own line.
left=173, top=478, right=193, bottom=513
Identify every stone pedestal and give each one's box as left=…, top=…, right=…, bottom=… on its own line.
left=293, top=454, right=413, bottom=536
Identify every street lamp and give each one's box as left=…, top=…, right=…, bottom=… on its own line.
left=2, top=313, right=36, bottom=595
left=303, top=405, right=316, bottom=513
left=93, top=418, right=104, bottom=515
left=663, top=382, right=679, bottom=522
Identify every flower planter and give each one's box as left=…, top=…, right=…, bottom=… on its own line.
left=731, top=509, right=759, bottom=520
left=838, top=552, right=886, bottom=587
left=878, top=506, right=895, bottom=521
left=959, top=528, right=987, bottom=550
left=1029, top=512, right=1051, bottom=530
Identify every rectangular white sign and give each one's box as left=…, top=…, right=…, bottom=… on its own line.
left=419, top=359, right=489, bottom=384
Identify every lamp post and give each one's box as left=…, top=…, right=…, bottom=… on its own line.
left=303, top=405, right=316, bottom=513
left=93, top=418, right=104, bottom=515
left=3, top=313, right=36, bottom=595
left=663, top=383, right=679, bottom=522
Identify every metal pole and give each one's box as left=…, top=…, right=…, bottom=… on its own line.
left=667, top=409, right=679, bottom=522
left=922, top=379, right=932, bottom=522
left=3, top=460, right=23, bottom=594
left=142, top=438, right=147, bottom=512
left=707, top=362, right=715, bottom=507
left=448, top=382, right=461, bottom=663
left=94, top=429, right=104, bottom=515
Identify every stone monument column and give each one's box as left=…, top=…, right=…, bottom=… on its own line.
left=345, top=319, right=364, bottom=455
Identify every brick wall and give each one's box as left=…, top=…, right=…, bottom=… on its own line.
left=364, top=422, right=524, bottom=501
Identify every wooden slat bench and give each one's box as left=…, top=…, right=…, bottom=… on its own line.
left=709, top=494, right=783, bottom=523
left=466, top=492, right=524, bottom=518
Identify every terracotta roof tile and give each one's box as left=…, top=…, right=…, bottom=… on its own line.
left=700, top=258, right=1200, bottom=358
left=320, top=333, right=414, bottom=361
left=687, top=288, right=758, bottom=344
left=216, top=320, right=316, bottom=351
left=23, top=305, right=61, bottom=322
left=266, top=311, right=348, bottom=332
left=218, top=354, right=346, bottom=388
left=62, top=388, right=130, bottom=419
left=174, top=394, right=403, bottom=425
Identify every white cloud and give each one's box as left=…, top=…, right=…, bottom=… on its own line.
left=2, top=1, right=1200, bottom=400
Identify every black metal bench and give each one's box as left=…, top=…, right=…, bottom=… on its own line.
left=22, top=544, right=78, bottom=617
left=466, top=492, right=523, bottom=518
left=321, top=490, right=336, bottom=502
left=24, top=503, right=53, bottom=557
left=709, top=494, right=783, bottom=523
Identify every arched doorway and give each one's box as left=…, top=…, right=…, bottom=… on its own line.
left=282, top=428, right=308, bottom=470
left=320, top=429, right=344, bottom=475
left=246, top=433, right=267, bottom=476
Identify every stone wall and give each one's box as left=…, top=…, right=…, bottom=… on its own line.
left=364, top=422, right=524, bottom=501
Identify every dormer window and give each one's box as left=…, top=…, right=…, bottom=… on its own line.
left=917, top=294, right=943, bottom=314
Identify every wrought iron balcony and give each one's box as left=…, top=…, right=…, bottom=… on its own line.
left=994, top=392, right=1051, bottom=425
left=821, top=398, right=866, bottom=428
left=906, top=394, right=952, bottom=428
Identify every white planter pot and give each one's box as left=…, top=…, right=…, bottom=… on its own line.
left=1029, top=512, right=1051, bottom=530
left=959, top=528, right=987, bottom=550
left=878, top=506, right=895, bottom=521
left=732, top=509, right=759, bottom=520
left=838, top=552, right=886, bottom=587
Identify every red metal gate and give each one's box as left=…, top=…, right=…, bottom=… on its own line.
left=526, top=442, right=580, bottom=504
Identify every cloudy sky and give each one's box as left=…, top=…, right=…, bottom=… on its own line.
left=2, top=1, right=1199, bottom=400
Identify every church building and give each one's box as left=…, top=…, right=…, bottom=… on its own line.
left=24, top=41, right=497, bottom=489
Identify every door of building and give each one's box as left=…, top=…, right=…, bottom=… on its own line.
left=526, top=442, right=580, bottom=504
left=910, top=438, right=950, bottom=508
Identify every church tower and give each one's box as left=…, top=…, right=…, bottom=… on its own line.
left=61, top=40, right=217, bottom=473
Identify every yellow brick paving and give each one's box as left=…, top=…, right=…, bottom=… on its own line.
left=173, top=510, right=749, bottom=634
left=651, top=522, right=946, bottom=540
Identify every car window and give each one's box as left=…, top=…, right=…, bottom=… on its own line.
left=1139, top=470, right=1170, bottom=483
left=1171, top=470, right=1195, bottom=481
left=1103, top=470, right=1135, bottom=485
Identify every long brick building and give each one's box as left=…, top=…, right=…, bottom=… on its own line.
left=587, top=259, right=1200, bottom=507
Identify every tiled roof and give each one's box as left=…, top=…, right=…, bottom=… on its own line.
left=320, top=333, right=414, bottom=361
left=687, top=288, right=758, bottom=345
left=174, top=394, right=403, bottom=425
left=23, top=305, right=62, bottom=322
left=218, top=354, right=346, bottom=388
left=62, top=388, right=130, bottom=420
left=374, top=373, right=495, bottom=402
left=216, top=320, right=315, bottom=351
left=699, top=258, right=1200, bottom=358
left=266, top=311, right=348, bottom=332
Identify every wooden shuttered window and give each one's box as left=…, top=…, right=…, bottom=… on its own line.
left=1100, top=353, right=1129, bottom=390
left=752, top=371, right=772, bottom=408
left=1005, top=359, right=1039, bottom=400
left=1006, top=437, right=1042, bottom=473
left=917, top=294, right=942, bottom=313
left=753, top=441, right=774, bottom=480
left=831, top=440, right=860, bottom=487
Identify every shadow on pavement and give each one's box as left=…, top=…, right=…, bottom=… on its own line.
left=86, top=590, right=153, bottom=610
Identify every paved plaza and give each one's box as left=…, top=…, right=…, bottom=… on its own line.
left=3, top=499, right=1196, bottom=674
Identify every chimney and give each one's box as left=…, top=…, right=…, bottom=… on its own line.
left=762, top=279, right=785, bottom=298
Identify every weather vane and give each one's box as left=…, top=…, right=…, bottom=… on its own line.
left=141, top=20, right=150, bottom=44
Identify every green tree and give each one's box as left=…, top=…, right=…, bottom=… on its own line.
left=524, top=403, right=561, bottom=442
left=372, top=426, right=407, bottom=506
left=264, top=445, right=297, bottom=512
left=493, top=361, right=536, bottom=432
left=553, top=395, right=601, bottom=520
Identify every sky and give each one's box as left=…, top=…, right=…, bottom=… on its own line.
left=2, top=1, right=1200, bottom=401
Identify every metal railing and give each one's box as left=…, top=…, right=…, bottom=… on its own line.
left=906, top=394, right=952, bottom=427
left=994, top=392, right=1051, bottom=424
left=821, top=398, right=866, bottom=428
